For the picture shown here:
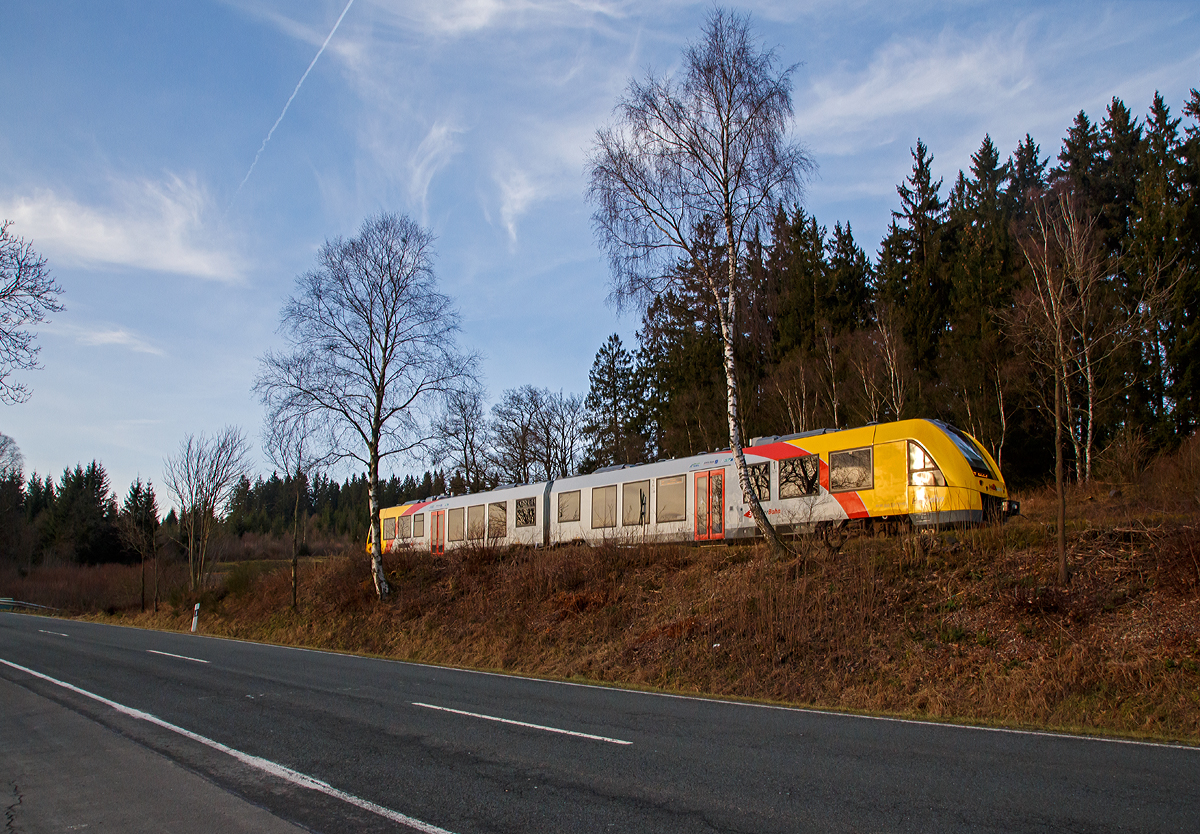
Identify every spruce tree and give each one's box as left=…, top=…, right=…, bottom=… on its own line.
left=584, top=334, right=643, bottom=469
left=824, top=222, right=872, bottom=335
left=1008, top=134, right=1048, bottom=216
left=942, top=135, right=1019, bottom=459
left=1129, top=92, right=1186, bottom=439
left=879, top=139, right=949, bottom=388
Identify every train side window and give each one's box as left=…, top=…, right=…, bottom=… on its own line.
left=780, top=455, right=820, bottom=497
left=412, top=513, right=424, bottom=538
left=591, top=485, right=617, bottom=529
left=558, top=490, right=581, bottom=523
left=488, top=502, right=507, bottom=539
left=908, top=441, right=947, bottom=486
left=830, top=448, right=873, bottom=492
left=447, top=507, right=465, bottom=541
left=467, top=505, right=486, bottom=540
left=742, top=462, right=770, bottom=503
left=515, top=497, right=537, bottom=528
left=399, top=515, right=412, bottom=538
left=622, top=480, right=650, bottom=526
left=656, top=475, right=686, bottom=522
left=382, top=517, right=396, bottom=540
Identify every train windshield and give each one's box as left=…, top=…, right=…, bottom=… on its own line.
left=935, top=422, right=998, bottom=480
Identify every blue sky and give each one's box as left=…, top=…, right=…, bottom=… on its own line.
left=1, top=0, right=1197, bottom=498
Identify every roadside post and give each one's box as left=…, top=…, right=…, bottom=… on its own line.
left=191, top=603, right=200, bottom=633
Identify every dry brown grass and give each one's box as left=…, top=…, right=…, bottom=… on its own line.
left=6, top=446, right=1200, bottom=743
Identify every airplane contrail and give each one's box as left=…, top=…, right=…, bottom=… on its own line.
left=231, top=0, right=356, bottom=203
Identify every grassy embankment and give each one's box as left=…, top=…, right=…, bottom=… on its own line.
left=4, top=452, right=1199, bottom=743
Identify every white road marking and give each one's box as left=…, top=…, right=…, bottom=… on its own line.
left=0, top=657, right=458, bottom=834
left=147, top=649, right=209, bottom=664
left=38, top=629, right=69, bottom=637
left=413, top=701, right=632, bottom=746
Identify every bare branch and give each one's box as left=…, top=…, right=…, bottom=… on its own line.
left=0, top=220, right=64, bottom=404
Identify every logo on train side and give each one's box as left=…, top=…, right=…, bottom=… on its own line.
left=689, top=457, right=733, bottom=470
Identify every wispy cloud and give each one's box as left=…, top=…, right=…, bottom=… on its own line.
left=47, top=323, right=166, bottom=356
left=409, top=121, right=465, bottom=216
left=493, top=161, right=539, bottom=243
left=0, top=174, right=242, bottom=281
left=384, top=0, right=632, bottom=36
left=796, top=28, right=1034, bottom=153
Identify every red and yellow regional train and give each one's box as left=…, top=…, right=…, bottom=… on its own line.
left=374, top=418, right=1017, bottom=555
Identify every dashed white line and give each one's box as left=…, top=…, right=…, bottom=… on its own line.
left=0, top=657, right=457, bottom=834
left=147, top=649, right=209, bottom=664
left=38, top=629, right=69, bottom=637
left=413, top=701, right=632, bottom=746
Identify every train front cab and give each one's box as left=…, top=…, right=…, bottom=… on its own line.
left=869, top=419, right=1014, bottom=528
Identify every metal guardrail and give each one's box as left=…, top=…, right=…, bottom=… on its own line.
left=0, top=598, right=59, bottom=612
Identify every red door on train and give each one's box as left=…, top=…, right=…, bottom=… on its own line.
left=694, top=469, right=725, bottom=541
left=430, top=510, right=445, bottom=556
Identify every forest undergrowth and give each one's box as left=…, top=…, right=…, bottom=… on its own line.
left=5, top=454, right=1200, bottom=744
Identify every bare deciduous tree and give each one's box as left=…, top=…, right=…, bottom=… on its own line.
left=537, top=390, right=588, bottom=479
left=255, top=213, right=475, bottom=600
left=874, top=305, right=910, bottom=421
left=1, top=221, right=64, bottom=404
left=0, top=432, right=22, bottom=478
left=1015, top=188, right=1173, bottom=585
left=489, top=386, right=586, bottom=484
left=588, top=8, right=812, bottom=555
left=163, top=427, right=250, bottom=592
left=488, top=386, right=544, bottom=485
left=262, top=409, right=329, bottom=610
left=433, top=382, right=491, bottom=493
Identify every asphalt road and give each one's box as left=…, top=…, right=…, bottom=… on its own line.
left=1, top=612, right=1196, bottom=833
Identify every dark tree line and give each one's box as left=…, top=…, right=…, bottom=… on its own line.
left=0, top=457, right=158, bottom=567
left=224, top=470, right=449, bottom=541
left=0, top=421, right=455, bottom=566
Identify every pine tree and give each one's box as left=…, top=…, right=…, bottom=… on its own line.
left=1008, top=134, right=1049, bottom=216
left=878, top=139, right=949, bottom=389
left=1098, top=97, right=1144, bottom=253
left=942, top=135, right=1020, bottom=460
left=1051, top=110, right=1102, bottom=205
left=825, top=222, right=872, bottom=334
left=583, top=333, right=644, bottom=470
left=120, top=478, right=159, bottom=612
left=1128, top=92, right=1187, bottom=439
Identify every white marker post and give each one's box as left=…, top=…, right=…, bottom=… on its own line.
left=191, top=603, right=200, bottom=633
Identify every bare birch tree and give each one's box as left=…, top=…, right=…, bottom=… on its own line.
left=1, top=221, right=64, bottom=404
left=255, top=213, right=475, bottom=600
left=588, top=8, right=812, bottom=556
left=1015, top=190, right=1082, bottom=585
left=875, top=306, right=910, bottom=421
left=163, top=427, right=250, bottom=592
